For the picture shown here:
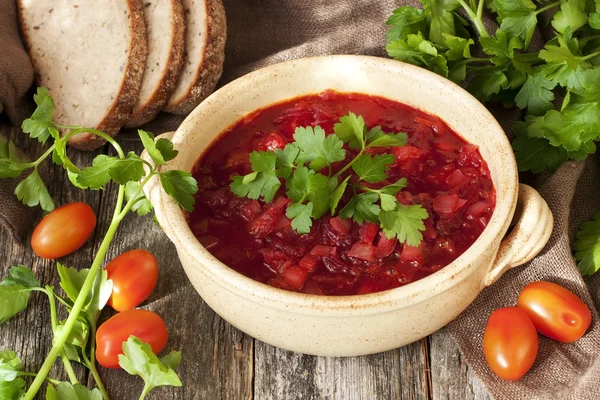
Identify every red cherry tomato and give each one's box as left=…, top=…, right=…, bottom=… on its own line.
left=517, top=281, right=592, bottom=343
left=483, top=307, right=538, bottom=381
left=105, top=250, right=159, bottom=311
left=96, top=309, right=168, bottom=369
left=31, top=202, right=96, bottom=259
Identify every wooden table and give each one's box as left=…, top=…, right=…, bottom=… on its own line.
left=0, top=124, right=492, bottom=399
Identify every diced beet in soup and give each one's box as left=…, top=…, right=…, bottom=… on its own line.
left=187, top=91, right=496, bottom=296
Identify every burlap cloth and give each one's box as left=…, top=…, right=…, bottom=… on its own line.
left=2, top=0, right=599, bottom=398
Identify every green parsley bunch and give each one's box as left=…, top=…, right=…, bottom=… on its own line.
left=0, top=87, right=198, bottom=400
left=230, top=112, right=429, bottom=246
left=385, top=0, right=600, bottom=173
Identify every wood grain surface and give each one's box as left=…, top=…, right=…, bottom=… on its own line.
left=0, top=125, right=490, bottom=399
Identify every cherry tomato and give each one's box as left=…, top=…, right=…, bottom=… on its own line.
left=31, top=202, right=96, bottom=259
left=96, top=309, right=168, bottom=369
left=105, top=250, right=159, bottom=311
left=517, top=281, right=592, bottom=343
left=483, top=307, right=538, bottom=381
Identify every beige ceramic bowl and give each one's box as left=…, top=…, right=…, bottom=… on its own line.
left=143, top=55, right=553, bottom=356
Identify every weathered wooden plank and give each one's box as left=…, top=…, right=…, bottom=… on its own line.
left=254, top=339, right=429, bottom=400
left=92, top=138, right=254, bottom=400
left=429, top=327, right=491, bottom=400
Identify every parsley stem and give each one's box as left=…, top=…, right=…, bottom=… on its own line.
left=23, top=132, right=129, bottom=399
left=32, top=286, right=79, bottom=385
left=138, top=384, right=152, bottom=400
left=17, top=371, right=61, bottom=385
left=476, top=0, right=484, bottom=20
left=85, top=324, right=109, bottom=400
left=580, top=50, right=600, bottom=62
left=456, top=0, right=489, bottom=38
left=57, top=125, right=126, bottom=159
left=333, top=149, right=364, bottom=179
left=23, top=144, right=56, bottom=169
left=356, top=185, right=380, bottom=194
left=535, top=1, right=561, bottom=14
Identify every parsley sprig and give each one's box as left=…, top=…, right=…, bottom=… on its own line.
left=575, top=212, right=600, bottom=276
left=230, top=112, right=428, bottom=246
left=385, top=0, right=600, bottom=173
left=0, top=87, right=196, bottom=399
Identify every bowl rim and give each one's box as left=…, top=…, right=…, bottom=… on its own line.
left=156, top=55, right=518, bottom=315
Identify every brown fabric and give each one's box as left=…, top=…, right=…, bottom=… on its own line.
left=2, top=0, right=600, bottom=398
left=0, top=0, right=38, bottom=239
left=0, top=0, right=33, bottom=124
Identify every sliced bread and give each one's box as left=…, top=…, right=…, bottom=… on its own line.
left=17, top=0, right=148, bottom=150
left=163, top=0, right=226, bottom=115
left=124, top=0, right=186, bottom=128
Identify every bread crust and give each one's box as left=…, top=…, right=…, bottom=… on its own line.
left=163, top=0, right=227, bottom=115
left=124, top=0, right=186, bottom=128
left=17, top=0, right=149, bottom=151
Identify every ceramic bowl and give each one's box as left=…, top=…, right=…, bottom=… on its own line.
left=143, top=55, right=553, bottom=356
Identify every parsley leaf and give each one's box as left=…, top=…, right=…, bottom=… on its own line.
left=340, top=193, right=381, bottom=224
left=330, top=176, right=351, bottom=215
left=387, top=33, right=450, bottom=77
left=379, top=194, right=398, bottom=211
left=543, top=102, right=600, bottom=151
left=591, top=0, right=600, bottom=29
left=0, top=350, right=22, bottom=382
left=286, top=203, right=314, bottom=234
left=21, top=87, right=55, bottom=144
left=551, top=0, right=588, bottom=34
left=159, top=170, right=198, bottom=212
left=512, top=122, right=569, bottom=173
left=286, top=167, right=331, bottom=218
left=0, top=137, right=28, bottom=179
left=334, top=112, right=366, bottom=149
left=386, top=6, right=427, bottom=41
left=443, top=34, right=473, bottom=60
left=467, top=67, right=509, bottom=101
left=78, top=153, right=146, bottom=189
left=46, top=382, right=103, bottom=400
left=515, top=74, right=557, bottom=115
left=275, top=144, right=300, bottom=178
left=294, top=125, right=345, bottom=170
left=0, top=377, right=26, bottom=400
left=575, top=212, right=600, bottom=276
left=1, top=265, right=39, bottom=288
left=15, top=169, right=54, bottom=212
left=57, top=264, right=113, bottom=324
left=366, top=126, right=408, bottom=147
left=231, top=151, right=281, bottom=202
left=119, top=336, right=182, bottom=397
left=139, top=130, right=179, bottom=166
left=0, top=266, right=40, bottom=324
left=380, top=178, right=408, bottom=195
left=421, top=0, right=460, bottom=46
left=125, top=181, right=153, bottom=217
left=56, top=318, right=91, bottom=365
left=352, top=154, right=395, bottom=183
left=380, top=203, right=428, bottom=246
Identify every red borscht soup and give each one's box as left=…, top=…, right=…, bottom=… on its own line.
left=187, top=91, right=496, bottom=295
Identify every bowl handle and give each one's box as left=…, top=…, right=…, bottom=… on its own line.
left=140, top=131, right=178, bottom=242
left=482, top=184, right=553, bottom=287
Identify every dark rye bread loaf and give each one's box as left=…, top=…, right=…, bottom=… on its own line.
left=124, top=0, right=186, bottom=128
left=17, top=0, right=148, bottom=150
left=163, top=0, right=226, bottom=115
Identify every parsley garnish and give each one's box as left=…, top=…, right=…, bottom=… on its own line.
left=385, top=0, right=600, bottom=173
left=230, top=112, right=428, bottom=246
